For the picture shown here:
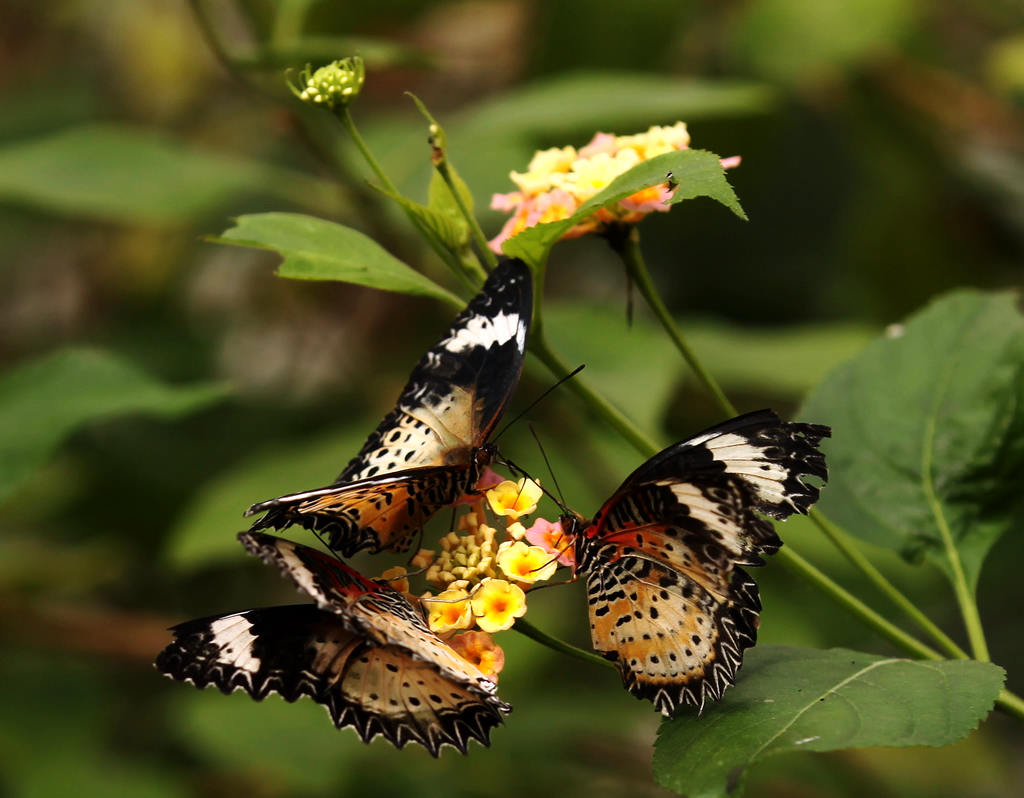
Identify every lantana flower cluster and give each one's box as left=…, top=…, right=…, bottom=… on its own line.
left=382, top=474, right=575, bottom=679
left=489, top=122, right=740, bottom=251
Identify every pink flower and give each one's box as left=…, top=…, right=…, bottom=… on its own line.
left=524, top=518, right=575, bottom=568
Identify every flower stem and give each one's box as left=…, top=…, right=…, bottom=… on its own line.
left=609, top=226, right=737, bottom=417
left=808, top=509, right=969, bottom=659
left=997, top=689, right=1024, bottom=721
left=434, top=159, right=496, bottom=276
left=530, top=330, right=660, bottom=459
left=513, top=618, right=616, bottom=672
left=337, top=108, right=478, bottom=293
left=774, top=548, right=942, bottom=660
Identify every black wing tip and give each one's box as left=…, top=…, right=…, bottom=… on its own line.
left=326, top=694, right=508, bottom=757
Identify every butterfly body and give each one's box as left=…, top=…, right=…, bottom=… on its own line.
left=569, top=409, right=829, bottom=715
left=246, top=260, right=531, bottom=556
left=156, top=532, right=509, bottom=755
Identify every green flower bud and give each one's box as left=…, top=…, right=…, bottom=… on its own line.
left=290, top=57, right=365, bottom=111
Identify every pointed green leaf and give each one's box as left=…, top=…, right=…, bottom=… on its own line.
left=215, top=212, right=462, bottom=306
left=376, top=184, right=470, bottom=254
left=428, top=164, right=475, bottom=220
left=501, top=149, right=743, bottom=266
left=0, top=124, right=332, bottom=223
left=653, top=646, right=1004, bottom=798
left=0, top=348, right=228, bottom=503
left=800, top=290, right=1024, bottom=591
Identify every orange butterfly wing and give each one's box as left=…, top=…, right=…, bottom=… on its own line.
left=157, top=533, right=509, bottom=755
left=575, top=410, right=829, bottom=715
left=246, top=259, right=532, bottom=555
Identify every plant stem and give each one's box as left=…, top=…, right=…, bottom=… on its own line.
left=530, top=330, right=660, bottom=459
left=921, top=409, right=991, bottom=661
left=809, top=509, right=969, bottom=659
left=435, top=160, right=496, bottom=276
left=996, top=690, right=1024, bottom=721
left=514, top=618, right=616, bottom=672
left=775, top=548, right=941, bottom=660
left=609, top=226, right=737, bottom=417
left=336, top=108, right=478, bottom=293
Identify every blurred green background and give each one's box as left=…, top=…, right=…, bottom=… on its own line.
left=1, top=1, right=1022, bottom=796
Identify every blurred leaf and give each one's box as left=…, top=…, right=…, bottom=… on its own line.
left=458, top=73, right=776, bottom=139
left=0, top=124, right=333, bottom=224
left=683, top=318, right=875, bottom=395
left=502, top=149, right=743, bottom=266
left=0, top=347, right=227, bottom=504
left=653, top=646, right=1004, bottom=798
left=544, top=303, right=871, bottom=431
left=248, top=35, right=431, bottom=69
left=215, top=212, right=463, bottom=306
left=800, top=290, right=1024, bottom=592
left=732, top=0, right=916, bottom=84
left=167, top=426, right=370, bottom=569
left=168, top=689, right=357, bottom=793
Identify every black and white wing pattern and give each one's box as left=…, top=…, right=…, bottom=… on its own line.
left=156, top=533, right=510, bottom=756
left=570, top=409, right=829, bottom=715
left=246, top=258, right=532, bottom=556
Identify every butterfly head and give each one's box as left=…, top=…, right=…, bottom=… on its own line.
left=474, top=443, right=498, bottom=467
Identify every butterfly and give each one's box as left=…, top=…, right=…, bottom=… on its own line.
left=245, top=258, right=532, bottom=557
left=156, top=531, right=510, bottom=755
left=564, top=409, right=829, bottom=715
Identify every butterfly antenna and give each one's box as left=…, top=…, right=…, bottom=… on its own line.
left=492, top=364, right=586, bottom=444
left=500, top=453, right=572, bottom=517
left=311, top=529, right=346, bottom=563
left=528, top=423, right=568, bottom=510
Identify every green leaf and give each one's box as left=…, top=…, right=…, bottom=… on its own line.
left=376, top=184, right=470, bottom=254
left=502, top=149, right=744, bottom=266
left=545, top=304, right=874, bottom=422
left=0, top=124, right=332, bottom=224
left=428, top=164, right=475, bottom=220
left=459, top=73, right=776, bottom=139
left=215, top=212, right=462, bottom=306
left=732, top=0, right=916, bottom=85
left=653, top=646, right=1004, bottom=798
left=166, top=426, right=371, bottom=569
left=168, top=690, right=358, bottom=793
left=0, top=348, right=227, bottom=504
left=800, top=290, right=1024, bottom=592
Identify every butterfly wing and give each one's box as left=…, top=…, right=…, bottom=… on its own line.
left=585, top=556, right=760, bottom=714
left=246, top=258, right=532, bottom=553
left=155, top=605, right=509, bottom=755
left=246, top=464, right=474, bottom=556
left=336, top=257, right=532, bottom=482
left=238, top=530, right=500, bottom=696
left=576, top=409, right=829, bottom=714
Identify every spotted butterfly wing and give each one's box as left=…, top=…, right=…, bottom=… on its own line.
left=155, top=533, right=510, bottom=755
left=572, top=409, right=829, bottom=715
left=246, top=258, right=532, bottom=556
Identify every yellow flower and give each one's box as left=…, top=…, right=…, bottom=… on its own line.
left=470, top=578, right=527, bottom=633
left=495, top=540, right=558, bottom=583
left=379, top=566, right=410, bottom=595
left=486, top=478, right=543, bottom=521
left=506, top=521, right=527, bottom=541
left=410, top=548, right=435, bottom=570
left=423, top=586, right=473, bottom=633
left=450, top=631, right=506, bottom=679
left=511, top=146, right=577, bottom=195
